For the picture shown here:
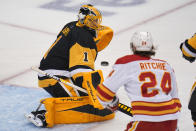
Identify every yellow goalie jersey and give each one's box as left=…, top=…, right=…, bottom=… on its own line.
left=38, top=21, right=113, bottom=97
left=180, top=33, right=196, bottom=63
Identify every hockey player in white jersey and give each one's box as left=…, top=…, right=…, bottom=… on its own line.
left=96, top=32, right=181, bottom=131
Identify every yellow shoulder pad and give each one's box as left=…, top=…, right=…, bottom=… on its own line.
left=95, top=26, right=113, bottom=52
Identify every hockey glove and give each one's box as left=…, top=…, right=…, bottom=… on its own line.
left=182, top=54, right=195, bottom=63
left=180, top=43, right=195, bottom=63
left=106, top=96, right=119, bottom=112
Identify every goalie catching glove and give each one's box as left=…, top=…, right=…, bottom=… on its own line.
left=180, top=33, right=196, bottom=63
left=94, top=26, right=113, bottom=52
left=180, top=41, right=196, bottom=63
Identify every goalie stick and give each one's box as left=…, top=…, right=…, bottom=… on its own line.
left=31, top=66, right=133, bottom=116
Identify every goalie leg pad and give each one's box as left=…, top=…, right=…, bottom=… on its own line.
left=43, top=96, right=114, bottom=127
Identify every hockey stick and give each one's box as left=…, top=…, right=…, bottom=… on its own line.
left=32, top=67, right=103, bottom=109
left=32, top=66, right=101, bottom=108
left=31, top=66, right=133, bottom=116
left=32, top=66, right=87, bottom=94
left=118, top=103, right=132, bottom=116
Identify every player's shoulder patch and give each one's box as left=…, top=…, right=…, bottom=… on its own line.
left=115, top=55, right=150, bottom=64
left=62, top=26, right=70, bottom=36
left=61, top=21, right=77, bottom=35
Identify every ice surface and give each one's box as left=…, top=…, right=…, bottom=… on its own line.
left=0, top=0, right=196, bottom=130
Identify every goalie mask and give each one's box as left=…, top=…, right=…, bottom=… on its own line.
left=78, top=4, right=102, bottom=30
left=130, top=32, right=155, bottom=52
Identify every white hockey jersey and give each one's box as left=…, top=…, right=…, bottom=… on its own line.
left=97, top=54, right=181, bottom=122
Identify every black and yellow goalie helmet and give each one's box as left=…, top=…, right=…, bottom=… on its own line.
left=78, top=4, right=102, bottom=30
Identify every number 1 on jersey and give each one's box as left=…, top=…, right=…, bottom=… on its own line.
left=84, top=52, right=88, bottom=62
